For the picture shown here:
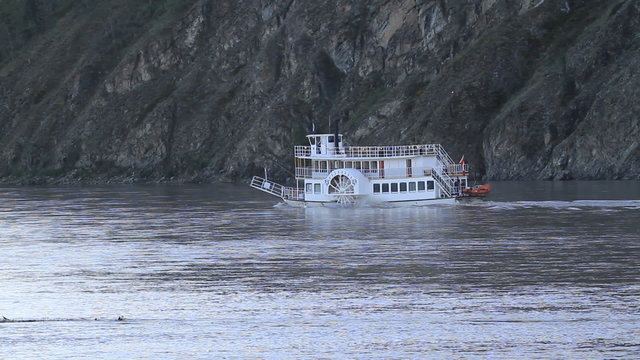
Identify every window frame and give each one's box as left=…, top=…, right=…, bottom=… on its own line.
left=399, top=182, right=407, bottom=192
left=427, top=180, right=434, bottom=191
left=418, top=181, right=426, bottom=191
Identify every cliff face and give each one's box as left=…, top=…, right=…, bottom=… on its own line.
left=0, top=0, right=638, bottom=183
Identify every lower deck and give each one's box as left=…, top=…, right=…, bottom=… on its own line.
left=303, top=176, right=449, bottom=202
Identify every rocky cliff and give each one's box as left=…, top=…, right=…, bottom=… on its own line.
left=0, top=0, right=638, bottom=183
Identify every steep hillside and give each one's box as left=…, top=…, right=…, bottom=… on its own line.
left=0, top=0, right=638, bottom=183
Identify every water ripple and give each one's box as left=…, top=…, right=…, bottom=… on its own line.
left=1, top=183, right=639, bottom=359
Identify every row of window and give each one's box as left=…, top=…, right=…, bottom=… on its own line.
left=308, top=135, right=342, bottom=145
left=312, top=160, right=380, bottom=171
left=305, top=180, right=436, bottom=195
left=305, top=183, right=322, bottom=194
left=373, top=181, right=434, bottom=194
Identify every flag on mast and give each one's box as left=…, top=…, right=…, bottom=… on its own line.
left=459, top=155, right=465, bottom=165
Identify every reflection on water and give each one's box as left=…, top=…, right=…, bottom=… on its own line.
left=0, top=182, right=639, bottom=359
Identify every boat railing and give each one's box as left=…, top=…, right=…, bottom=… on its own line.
left=250, top=176, right=304, bottom=200
left=446, top=163, right=468, bottom=175
left=295, top=144, right=443, bottom=158
left=431, top=165, right=453, bottom=197
left=296, top=166, right=446, bottom=180
left=433, top=144, right=455, bottom=167
left=283, top=187, right=305, bottom=200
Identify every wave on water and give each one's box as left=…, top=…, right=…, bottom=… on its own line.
left=0, top=316, right=129, bottom=323
left=271, top=199, right=640, bottom=211
left=476, top=200, right=640, bottom=210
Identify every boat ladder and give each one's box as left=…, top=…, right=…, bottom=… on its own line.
left=250, top=176, right=304, bottom=201
left=431, top=166, right=453, bottom=198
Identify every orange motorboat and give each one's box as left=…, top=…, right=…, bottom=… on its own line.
left=462, top=184, right=491, bottom=196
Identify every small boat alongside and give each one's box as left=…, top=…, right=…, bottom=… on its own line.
left=250, top=132, right=490, bottom=207
left=462, top=184, right=492, bottom=196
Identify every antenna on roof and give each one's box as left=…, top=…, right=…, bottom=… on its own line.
left=306, top=116, right=316, bottom=134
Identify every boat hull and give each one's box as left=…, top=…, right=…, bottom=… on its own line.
left=462, top=184, right=491, bottom=196
left=283, top=197, right=457, bottom=208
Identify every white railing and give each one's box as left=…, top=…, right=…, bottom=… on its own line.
left=295, top=146, right=312, bottom=157
left=250, top=176, right=304, bottom=200
left=436, top=150, right=455, bottom=167
left=295, top=166, right=471, bottom=179
left=295, top=166, right=438, bottom=180
left=295, top=144, right=444, bottom=158
left=446, top=163, right=468, bottom=175
left=295, top=167, right=313, bottom=178
left=293, top=164, right=455, bottom=198
left=429, top=145, right=461, bottom=197
left=431, top=166, right=453, bottom=198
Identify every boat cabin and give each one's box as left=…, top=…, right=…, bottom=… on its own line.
left=307, top=134, right=344, bottom=156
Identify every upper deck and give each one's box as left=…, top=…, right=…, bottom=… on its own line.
left=294, top=133, right=468, bottom=180
left=295, top=143, right=443, bottom=159
left=297, top=133, right=449, bottom=160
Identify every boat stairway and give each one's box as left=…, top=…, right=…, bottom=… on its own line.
left=250, top=176, right=304, bottom=200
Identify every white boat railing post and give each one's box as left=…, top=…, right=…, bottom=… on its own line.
left=250, top=176, right=304, bottom=201
left=432, top=166, right=452, bottom=198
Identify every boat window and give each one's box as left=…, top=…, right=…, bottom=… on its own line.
left=362, top=162, right=370, bottom=170
left=418, top=181, right=426, bottom=191
left=335, top=160, right=342, bottom=169
left=460, top=179, right=467, bottom=188
left=373, top=184, right=381, bottom=193
left=306, top=183, right=312, bottom=193
left=309, top=137, right=316, bottom=145
left=320, top=161, right=327, bottom=171
left=354, top=162, right=361, bottom=169
left=382, top=183, right=389, bottom=193
left=427, top=181, right=434, bottom=190
left=314, top=183, right=321, bottom=194
left=391, top=183, right=398, bottom=193
left=345, top=161, right=352, bottom=168
left=328, top=135, right=334, bottom=143
left=409, top=182, right=416, bottom=192
left=400, top=183, right=407, bottom=192
left=371, top=161, right=378, bottom=170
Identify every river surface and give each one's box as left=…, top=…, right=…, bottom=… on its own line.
left=1, top=181, right=639, bottom=359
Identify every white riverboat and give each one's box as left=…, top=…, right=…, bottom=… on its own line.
left=250, top=133, right=488, bottom=207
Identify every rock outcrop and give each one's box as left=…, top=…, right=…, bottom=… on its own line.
left=0, top=0, right=638, bottom=183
